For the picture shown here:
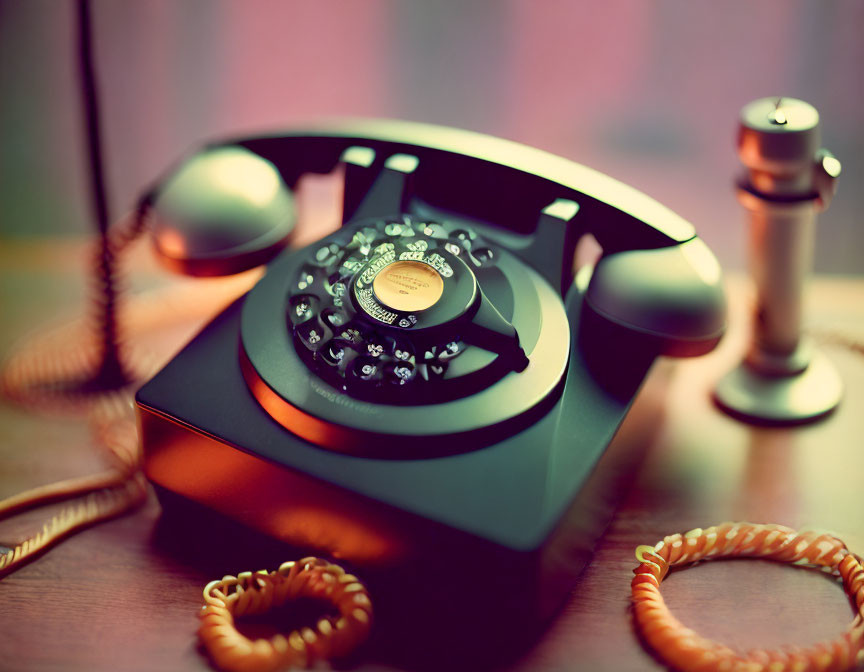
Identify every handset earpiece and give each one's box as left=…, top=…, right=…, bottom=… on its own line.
left=147, top=146, right=296, bottom=276
left=582, top=238, right=726, bottom=357
left=574, top=237, right=725, bottom=400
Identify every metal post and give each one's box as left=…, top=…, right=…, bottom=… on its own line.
left=714, top=97, right=843, bottom=424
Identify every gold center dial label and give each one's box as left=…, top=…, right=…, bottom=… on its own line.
left=372, top=260, right=444, bottom=312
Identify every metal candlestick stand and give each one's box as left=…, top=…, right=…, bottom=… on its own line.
left=714, top=97, right=843, bottom=424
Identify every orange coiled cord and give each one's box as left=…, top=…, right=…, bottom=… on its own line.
left=0, top=395, right=147, bottom=577
left=631, top=522, right=864, bottom=672
left=199, top=557, right=373, bottom=672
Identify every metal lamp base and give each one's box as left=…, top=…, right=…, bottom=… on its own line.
left=714, top=350, right=842, bottom=425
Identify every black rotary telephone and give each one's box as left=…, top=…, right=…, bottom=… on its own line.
left=136, top=119, right=725, bottom=659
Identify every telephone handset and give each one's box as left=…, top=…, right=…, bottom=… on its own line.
left=142, top=120, right=724, bottom=450
left=136, top=120, right=725, bottom=646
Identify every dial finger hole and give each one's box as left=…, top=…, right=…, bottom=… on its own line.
left=309, top=244, right=339, bottom=268
left=335, top=322, right=366, bottom=346
left=470, top=247, right=495, bottom=267
left=319, top=339, right=349, bottom=367
left=352, top=356, right=382, bottom=382
left=297, top=321, right=331, bottom=351
left=288, top=294, right=318, bottom=325
left=437, top=339, right=464, bottom=360
left=296, top=269, right=317, bottom=291
left=387, top=361, right=415, bottom=385
left=421, top=223, right=448, bottom=239
left=392, top=340, right=414, bottom=362
left=321, top=308, right=347, bottom=329
left=384, top=221, right=405, bottom=236
left=364, top=335, right=390, bottom=358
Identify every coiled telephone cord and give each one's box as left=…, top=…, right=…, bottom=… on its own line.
left=199, top=558, right=373, bottom=672
left=0, top=395, right=146, bottom=577
left=631, top=522, right=864, bottom=672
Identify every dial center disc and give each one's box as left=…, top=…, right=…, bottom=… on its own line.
left=372, top=260, right=444, bottom=312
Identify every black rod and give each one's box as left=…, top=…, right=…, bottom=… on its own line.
left=77, top=0, right=110, bottom=236
left=76, top=0, right=126, bottom=388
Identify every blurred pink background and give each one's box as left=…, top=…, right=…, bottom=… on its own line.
left=1, top=0, right=862, bottom=272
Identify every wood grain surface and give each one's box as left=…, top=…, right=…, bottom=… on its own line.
left=1, top=235, right=862, bottom=672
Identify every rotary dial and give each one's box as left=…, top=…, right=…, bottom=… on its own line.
left=285, top=216, right=525, bottom=405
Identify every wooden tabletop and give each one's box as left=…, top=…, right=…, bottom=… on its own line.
left=1, top=236, right=863, bottom=672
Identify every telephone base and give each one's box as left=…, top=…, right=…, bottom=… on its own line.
left=137, top=286, right=655, bottom=659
